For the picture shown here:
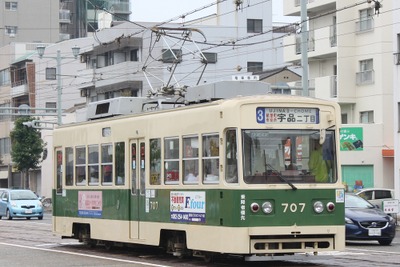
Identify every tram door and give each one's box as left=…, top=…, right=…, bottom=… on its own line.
left=129, top=139, right=146, bottom=239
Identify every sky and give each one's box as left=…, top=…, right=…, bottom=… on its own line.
left=130, top=0, right=291, bottom=23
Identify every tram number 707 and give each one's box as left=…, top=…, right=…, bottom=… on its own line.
left=281, top=203, right=306, bottom=213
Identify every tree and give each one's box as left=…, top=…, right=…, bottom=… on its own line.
left=10, top=117, right=45, bottom=189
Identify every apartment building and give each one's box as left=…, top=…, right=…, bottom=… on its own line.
left=283, top=0, right=396, bottom=194
left=0, top=0, right=131, bottom=47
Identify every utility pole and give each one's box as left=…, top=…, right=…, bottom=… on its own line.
left=301, top=0, right=309, bottom=96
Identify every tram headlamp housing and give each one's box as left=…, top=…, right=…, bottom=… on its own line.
left=261, top=201, right=273, bottom=214
left=313, top=201, right=324, bottom=213
left=326, top=202, right=335, bottom=212
left=250, top=202, right=260, bottom=213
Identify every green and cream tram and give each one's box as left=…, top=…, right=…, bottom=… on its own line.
left=52, top=92, right=345, bottom=261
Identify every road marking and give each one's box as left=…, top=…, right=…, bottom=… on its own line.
left=346, top=248, right=400, bottom=255
left=0, top=242, right=173, bottom=267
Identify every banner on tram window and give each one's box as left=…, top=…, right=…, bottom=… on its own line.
left=78, top=191, right=103, bottom=218
left=340, top=127, right=363, bottom=151
left=170, top=191, right=206, bottom=223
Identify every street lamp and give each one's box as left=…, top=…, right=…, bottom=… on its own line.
left=36, top=45, right=80, bottom=125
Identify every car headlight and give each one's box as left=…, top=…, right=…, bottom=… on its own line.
left=345, top=217, right=354, bottom=224
left=313, top=201, right=324, bottom=213
left=261, top=201, right=273, bottom=214
left=388, top=216, right=395, bottom=223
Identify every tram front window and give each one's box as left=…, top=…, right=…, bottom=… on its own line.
left=242, top=129, right=337, bottom=184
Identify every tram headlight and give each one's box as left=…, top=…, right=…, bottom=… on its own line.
left=326, top=202, right=335, bottom=212
left=313, top=201, right=324, bottom=213
left=261, top=201, right=273, bottom=214
left=250, top=202, right=260, bottom=213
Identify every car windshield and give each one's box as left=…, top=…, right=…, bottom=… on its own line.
left=345, top=194, right=374, bottom=208
left=242, top=129, right=337, bottom=184
left=10, top=191, right=38, bottom=200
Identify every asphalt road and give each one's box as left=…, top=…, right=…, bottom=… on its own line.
left=0, top=211, right=399, bottom=267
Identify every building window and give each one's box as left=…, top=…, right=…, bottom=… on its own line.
left=247, top=62, right=263, bottom=73
left=46, top=68, right=56, bottom=80
left=5, top=2, right=17, bottom=11
left=161, top=49, right=182, bottom=63
left=341, top=114, right=348, bottom=124
left=247, top=19, right=262, bottom=33
left=356, top=59, right=374, bottom=85
left=45, top=102, right=56, bottom=113
left=5, top=26, right=17, bottom=36
left=360, top=111, right=374, bottom=124
left=201, top=52, right=217, bottom=64
left=130, top=49, right=139, bottom=61
left=357, top=8, right=373, bottom=32
left=398, top=103, right=400, bottom=132
left=0, top=137, right=11, bottom=156
left=0, top=69, right=10, bottom=86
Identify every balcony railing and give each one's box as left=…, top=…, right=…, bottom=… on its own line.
left=356, top=18, right=374, bottom=33
left=59, top=9, right=71, bottom=23
left=356, top=70, right=374, bottom=85
left=394, top=53, right=400, bottom=65
left=295, top=30, right=315, bottom=54
left=330, top=25, right=337, bottom=47
left=331, top=75, right=337, bottom=97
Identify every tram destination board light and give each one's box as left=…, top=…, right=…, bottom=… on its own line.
left=36, top=45, right=80, bottom=125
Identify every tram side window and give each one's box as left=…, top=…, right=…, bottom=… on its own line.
left=202, top=134, right=219, bottom=184
left=88, top=145, right=99, bottom=185
left=140, top=142, right=146, bottom=195
left=56, top=150, right=63, bottom=193
left=225, top=129, right=238, bottom=183
left=75, top=146, right=86, bottom=185
left=101, top=143, right=113, bottom=185
left=150, top=138, right=161, bottom=185
left=183, top=135, right=199, bottom=184
left=115, top=142, right=125, bottom=185
left=164, top=137, right=179, bottom=184
left=65, top=147, right=74, bottom=186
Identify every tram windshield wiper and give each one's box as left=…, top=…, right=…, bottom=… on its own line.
left=263, top=151, right=297, bottom=191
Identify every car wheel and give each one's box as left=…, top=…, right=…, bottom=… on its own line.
left=38, top=216, right=43, bottom=220
left=378, top=239, right=392, bottom=246
left=5, top=209, right=12, bottom=220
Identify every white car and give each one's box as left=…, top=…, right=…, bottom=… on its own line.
left=355, top=188, right=395, bottom=209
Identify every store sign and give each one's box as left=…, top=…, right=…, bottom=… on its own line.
left=340, top=127, right=363, bottom=151
left=256, top=107, right=319, bottom=124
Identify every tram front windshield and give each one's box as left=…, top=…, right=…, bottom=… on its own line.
left=242, top=129, right=337, bottom=184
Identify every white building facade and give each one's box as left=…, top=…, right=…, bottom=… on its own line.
left=283, top=0, right=396, bottom=195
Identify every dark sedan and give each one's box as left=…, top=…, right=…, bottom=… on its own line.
left=345, top=193, right=396, bottom=245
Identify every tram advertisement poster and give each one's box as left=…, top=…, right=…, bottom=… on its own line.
left=170, top=191, right=206, bottom=223
left=78, top=191, right=103, bottom=218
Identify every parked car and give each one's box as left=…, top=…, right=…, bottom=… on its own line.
left=0, top=189, right=43, bottom=220
left=355, top=188, right=395, bottom=209
left=345, top=193, right=396, bottom=245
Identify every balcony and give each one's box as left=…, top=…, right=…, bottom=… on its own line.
left=59, top=9, right=71, bottom=24
left=11, top=80, right=28, bottom=97
left=313, top=75, right=338, bottom=100
left=107, top=0, right=131, bottom=14
left=356, top=70, right=374, bottom=85
left=284, top=0, right=336, bottom=16
left=394, top=53, right=400, bottom=65
left=285, top=25, right=336, bottom=63
left=356, top=18, right=374, bottom=34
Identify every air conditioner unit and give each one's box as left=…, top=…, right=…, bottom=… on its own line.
left=9, top=33, right=15, bottom=38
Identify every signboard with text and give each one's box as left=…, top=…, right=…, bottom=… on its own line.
left=340, top=127, right=363, bottom=151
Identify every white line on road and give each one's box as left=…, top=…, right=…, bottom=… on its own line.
left=0, top=242, right=173, bottom=267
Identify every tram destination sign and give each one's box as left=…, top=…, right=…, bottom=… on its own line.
left=256, top=107, right=319, bottom=124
